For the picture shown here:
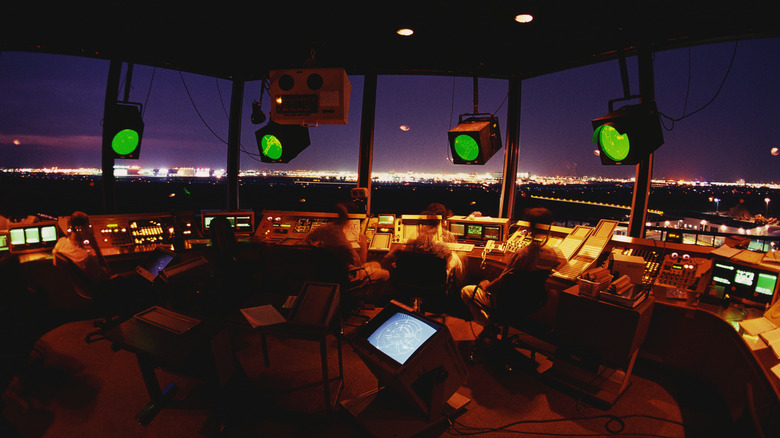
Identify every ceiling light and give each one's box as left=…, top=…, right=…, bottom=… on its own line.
left=515, top=14, right=533, bottom=24
left=397, top=28, right=414, bottom=36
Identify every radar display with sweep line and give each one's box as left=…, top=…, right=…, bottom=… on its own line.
left=349, top=300, right=468, bottom=418
left=366, top=312, right=438, bottom=365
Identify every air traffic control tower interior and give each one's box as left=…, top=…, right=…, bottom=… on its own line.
left=2, top=3, right=780, bottom=437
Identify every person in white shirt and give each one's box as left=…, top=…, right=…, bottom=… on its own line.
left=53, top=211, right=113, bottom=286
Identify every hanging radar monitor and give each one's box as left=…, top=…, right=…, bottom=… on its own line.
left=592, top=102, right=663, bottom=165
left=255, top=121, right=311, bottom=163
left=448, top=114, right=502, bottom=165
left=106, top=102, right=144, bottom=159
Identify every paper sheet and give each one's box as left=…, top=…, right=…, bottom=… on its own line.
left=739, top=317, right=777, bottom=336
left=240, top=305, right=286, bottom=328
left=710, top=245, right=742, bottom=259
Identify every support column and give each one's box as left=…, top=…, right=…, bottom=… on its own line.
left=358, top=73, right=378, bottom=216
left=227, top=79, right=244, bottom=210
left=101, top=60, right=122, bottom=214
left=499, top=76, right=521, bottom=219
left=628, top=49, right=655, bottom=238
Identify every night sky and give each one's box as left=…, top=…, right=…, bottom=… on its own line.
left=1, top=37, right=779, bottom=182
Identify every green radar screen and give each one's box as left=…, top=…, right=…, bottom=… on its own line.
left=447, top=115, right=502, bottom=164
left=591, top=102, right=664, bottom=165
left=255, top=121, right=311, bottom=163
left=593, top=124, right=630, bottom=162
left=112, top=128, right=141, bottom=157
left=452, top=134, right=480, bottom=162
left=107, top=103, right=144, bottom=159
left=260, top=134, right=283, bottom=161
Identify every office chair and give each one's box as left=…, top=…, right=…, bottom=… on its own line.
left=467, top=269, right=553, bottom=372
left=53, top=253, right=120, bottom=343
left=307, top=245, right=373, bottom=326
left=391, top=250, right=452, bottom=316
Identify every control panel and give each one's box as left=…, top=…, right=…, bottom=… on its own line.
left=655, top=252, right=710, bottom=290
left=253, top=210, right=366, bottom=245
left=60, top=212, right=198, bottom=252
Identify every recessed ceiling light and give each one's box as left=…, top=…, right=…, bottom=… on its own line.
left=397, top=28, right=414, bottom=36
left=515, top=14, right=533, bottom=24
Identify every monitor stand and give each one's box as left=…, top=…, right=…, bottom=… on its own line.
left=340, top=387, right=469, bottom=438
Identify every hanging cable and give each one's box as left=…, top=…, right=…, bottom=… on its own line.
left=660, top=41, right=738, bottom=128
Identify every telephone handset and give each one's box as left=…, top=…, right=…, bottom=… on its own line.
left=481, top=239, right=502, bottom=269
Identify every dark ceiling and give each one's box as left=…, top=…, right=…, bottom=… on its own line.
left=2, top=1, right=780, bottom=81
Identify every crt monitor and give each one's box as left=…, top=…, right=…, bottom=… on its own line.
left=8, top=223, right=59, bottom=252
left=350, top=301, right=468, bottom=417
left=708, top=259, right=779, bottom=306
left=449, top=222, right=503, bottom=242
left=202, top=211, right=255, bottom=235
left=135, top=246, right=177, bottom=282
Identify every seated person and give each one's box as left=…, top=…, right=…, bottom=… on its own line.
left=385, top=211, right=464, bottom=284
left=53, top=211, right=154, bottom=313
left=53, top=211, right=113, bottom=287
left=460, top=207, right=565, bottom=329
left=425, top=202, right=457, bottom=243
left=304, top=202, right=390, bottom=286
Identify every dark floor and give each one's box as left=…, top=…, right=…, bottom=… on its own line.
left=0, top=300, right=754, bottom=438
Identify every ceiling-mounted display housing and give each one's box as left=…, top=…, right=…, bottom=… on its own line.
left=269, top=68, right=351, bottom=125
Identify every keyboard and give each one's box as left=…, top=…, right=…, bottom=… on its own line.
left=444, top=242, right=475, bottom=252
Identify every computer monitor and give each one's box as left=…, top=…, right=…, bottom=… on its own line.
left=8, top=222, right=59, bottom=253
left=40, top=224, right=58, bottom=243
left=201, top=211, right=255, bottom=235
left=708, top=259, right=779, bottom=307
left=350, top=301, right=468, bottom=417
left=135, top=246, right=177, bottom=282
left=448, top=218, right=507, bottom=243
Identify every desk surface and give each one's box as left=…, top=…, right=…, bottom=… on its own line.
left=104, top=311, right=225, bottom=370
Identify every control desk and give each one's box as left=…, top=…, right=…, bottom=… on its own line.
left=250, top=209, right=780, bottom=312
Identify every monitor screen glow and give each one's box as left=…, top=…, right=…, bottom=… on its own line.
left=40, top=225, right=58, bottom=242
left=24, top=227, right=39, bottom=244
left=9, top=229, right=25, bottom=245
left=466, top=224, right=482, bottom=239
left=366, top=311, right=438, bottom=365
left=711, top=261, right=778, bottom=304
left=449, top=223, right=465, bottom=237
left=378, top=215, right=395, bottom=226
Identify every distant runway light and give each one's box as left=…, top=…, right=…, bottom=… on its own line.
left=12, top=139, right=21, bottom=145
left=772, top=147, right=779, bottom=156
left=399, top=125, right=411, bottom=131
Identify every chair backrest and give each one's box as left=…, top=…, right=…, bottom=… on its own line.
left=393, top=250, right=449, bottom=294
left=53, top=252, right=97, bottom=300
left=489, top=269, right=551, bottom=321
